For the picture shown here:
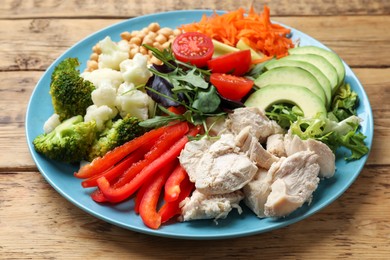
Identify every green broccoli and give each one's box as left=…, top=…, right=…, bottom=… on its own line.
left=87, top=115, right=147, bottom=161
left=33, top=115, right=97, bottom=163
left=50, top=58, right=95, bottom=121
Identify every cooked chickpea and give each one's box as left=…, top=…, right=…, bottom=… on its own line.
left=142, top=35, right=154, bottom=46
left=155, top=34, right=167, bottom=44
left=129, top=46, right=140, bottom=58
left=158, top=27, right=173, bottom=37
left=87, top=60, right=98, bottom=71
left=129, top=36, right=142, bottom=45
left=150, top=56, right=162, bottom=65
left=120, top=31, right=132, bottom=41
left=152, top=41, right=162, bottom=50
left=173, top=29, right=182, bottom=36
left=92, top=44, right=101, bottom=55
left=139, top=46, right=148, bottom=55
left=148, top=22, right=160, bottom=32
left=90, top=53, right=99, bottom=61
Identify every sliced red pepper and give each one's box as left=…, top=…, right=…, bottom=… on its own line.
left=111, top=122, right=189, bottom=188
left=167, top=106, right=186, bottom=115
left=164, top=164, right=188, bottom=202
left=138, top=161, right=175, bottom=229
left=74, top=126, right=167, bottom=179
left=97, top=126, right=200, bottom=203
left=159, top=176, right=194, bottom=223
left=81, top=146, right=149, bottom=188
left=90, top=188, right=107, bottom=203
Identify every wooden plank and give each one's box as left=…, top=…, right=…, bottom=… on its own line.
left=1, top=0, right=389, bottom=18
left=0, top=68, right=388, bottom=169
left=1, top=16, right=389, bottom=72
left=1, top=166, right=389, bottom=259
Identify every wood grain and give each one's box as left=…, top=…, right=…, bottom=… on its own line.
left=1, top=167, right=389, bottom=259
left=1, top=16, right=389, bottom=72
left=1, top=0, right=389, bottom=18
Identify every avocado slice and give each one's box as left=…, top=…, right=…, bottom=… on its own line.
left=244, top=84, right=327, bottom=119
left=282, top=53, right=339, bottom=94
left=254, top=67, right=326, bottom=106
left=212, top=39, right=240, bottom=57
left=236, top=39, right=265, bottom=60
left=265, top=59, right=332, bottom=107
left=289, top=46, right=345, bottom=91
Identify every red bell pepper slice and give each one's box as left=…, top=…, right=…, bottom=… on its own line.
left=164, top=164, right=188, bottom=202
left=97, top=126, right=200, bottom=203
left=81, top=146, right=149, bottom=188
left=111, top=122, right=189, bottom=188
left=90, top=188, right=106, bottom=203
left=159, top=176, right=194, bottom=223
left=74, top=126, right=167, bottom=179
left=138, top=161, right=175, bottom=229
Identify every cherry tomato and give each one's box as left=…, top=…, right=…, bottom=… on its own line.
left=210, top=73, right=254, bottom=101
left=207, top=50, right=251, bottom=76
left=172, top=32, right=214, bottom=68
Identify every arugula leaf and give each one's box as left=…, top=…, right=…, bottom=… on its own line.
left=266, top=104, right=303, bottom=129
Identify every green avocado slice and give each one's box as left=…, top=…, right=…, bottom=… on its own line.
left=244, top=84, right=327, bottom=119
left=289, top=46, right=345, bottom=92
left=264, top=59, right=332, bottom=107
left=254, top=67, right=326, bottom=106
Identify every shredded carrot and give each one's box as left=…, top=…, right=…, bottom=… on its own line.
left=179, top=5, right=294, bottom=61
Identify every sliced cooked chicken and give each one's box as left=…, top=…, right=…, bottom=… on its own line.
left=179, top=134, right=257, bottom=195
left=235, top=126, right=279, bottom=169
left=225, top=107, right=284, bottom=143
left=243, top=168, right=273, bottom=218
left=264, top=151, right=320, bottom=218
left=180, top=190, right=244, bottom=221
left=266, top=133, right=287, bottom=157
left=284, top=132, right=335, bottom=178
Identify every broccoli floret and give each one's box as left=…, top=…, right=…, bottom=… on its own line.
left=87, top=115, right=146, bottom=161
left=50, top=58, right=95, bottom=121
left=33, top=115, right=97, bottom=163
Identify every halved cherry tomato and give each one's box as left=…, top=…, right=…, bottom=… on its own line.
left=172, top=32, right=214, bottom=68
left=210, top=73, right=254, bottom=101
left=207, top=50, right=251, bottom=76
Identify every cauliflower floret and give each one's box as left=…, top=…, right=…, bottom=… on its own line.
left=98, top=36, right=129, bottom=70
left=43, top=113, right=61, bottom=133
left=84, top=105, right=117, bottom=131
left=80, top=68, right=123, bottom=89
left=120, top=53, right=152, bottom=86
left=115, top=82, right=153, bottom=120
left=91, top=80, right=117, bottom=109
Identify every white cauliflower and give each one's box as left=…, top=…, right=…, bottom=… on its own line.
left=80, top=68, right=123, bottom=89
left=115, top=82, right=153, bottom=120
left=91, top=80, right=117, bottom=109
left=43, top=113, right=61, bottom=133
left=98, top=36, right=129, bottom=70
left=84, top=105, right=117, bottom=131
left=120, top=53, right=152, bottom=86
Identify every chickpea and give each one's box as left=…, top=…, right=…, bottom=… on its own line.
left=158, top=27, right=173, bottom=37
left=142, top=35, right=154, bottom=46
left=130, top=30, right=140, bottom=37
left=155, top=34, right=167, bottom=44
left=173, top=29, right=182, bottom=36
left=150, top=56, right=162, bottom=65
left=120, top=31, right=132, bottom=41
left=129, top=46, right=140, bottom=58
left=129, top=36, right=142, bottom=46
left=148, top=22, right=160, bottom=32
left=87, top=60, right=98, bottom=71
left=90, top=52, right=99, bottom=61
left=92, top=44, right=101, bottom=54
left=152, top=42, right=162, bottom=50
left=139, top=46, right=148, bottom=55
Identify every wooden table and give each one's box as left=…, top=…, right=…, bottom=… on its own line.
left=1, top=0, right=389, bottom=258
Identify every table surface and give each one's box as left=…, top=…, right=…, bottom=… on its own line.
left=1, top=0, right=389, bottom=259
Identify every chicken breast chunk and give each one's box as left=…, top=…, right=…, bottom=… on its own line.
left=243, top=168, right=273, bottom=218
left=179, top=134, right=257, bottom=195
left=180, top=190, right=244, bottom=221
left=284, top=132, right=335, bottom=178
left=266, top=133, right=287, bottom=157
left=225, top=107, right=284, bottom=143
left=264, top=151, right=320, bottom=218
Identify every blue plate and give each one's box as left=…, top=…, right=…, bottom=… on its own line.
left=25, top=10, right=374, bottom=239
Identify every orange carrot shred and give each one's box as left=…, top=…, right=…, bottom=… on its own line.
left=179, top=5, right=294, bottom=59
